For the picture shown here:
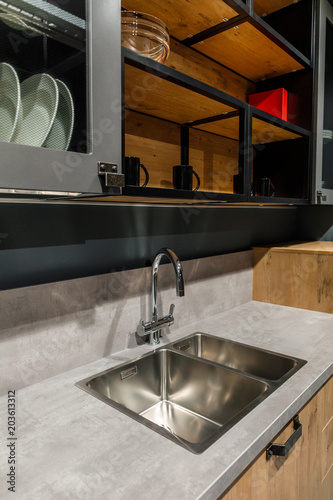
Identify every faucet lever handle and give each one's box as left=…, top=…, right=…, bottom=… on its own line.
left=137, top=319, right=145, bottom=337
left=169, top=303, right=175, bottom=317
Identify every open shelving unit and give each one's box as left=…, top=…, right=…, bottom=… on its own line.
left=120, top=0, right=314, bottom=205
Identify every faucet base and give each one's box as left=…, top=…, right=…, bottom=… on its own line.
left=149, top=330, right=161, bottom=345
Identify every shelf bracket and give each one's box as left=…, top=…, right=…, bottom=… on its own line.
left=317, top=190, right=327, bottom=203
left=98, top=162, right=124, bottom=188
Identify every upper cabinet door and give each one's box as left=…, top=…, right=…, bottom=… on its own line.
left=0, top=0, right=122, bottom=196
left=314, top=0, right=333, bottom=204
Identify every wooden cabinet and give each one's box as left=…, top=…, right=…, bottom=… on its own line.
left=117, top=0, right=313, bottom=204
left=219, top=376, right=333, bottom=500
left=253, top=241, right=333, bottom=313
left=318, top=377, right=333, bottom=499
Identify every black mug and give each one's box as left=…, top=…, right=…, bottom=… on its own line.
left=233, top=174, right=243, bottom=194
left=124, top=157, right=149, bottom=187
left=173, top=165, right=200, bottom=191
left=255, top=177, right=275, bottom=197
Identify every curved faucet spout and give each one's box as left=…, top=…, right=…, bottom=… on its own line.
left=152, top=248, right=184, bottom=322
left=137, top=248, right=185, bottom=345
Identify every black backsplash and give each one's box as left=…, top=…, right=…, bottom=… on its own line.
left=0, top=202, right=299, bottom=290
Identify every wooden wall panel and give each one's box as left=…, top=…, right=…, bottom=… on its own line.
left=125, top=111, right=180, bottom=188
left=189, top=128, right=239, bottom=193
left=166, top=40, right=255, bottom=102
left=125, top=110, right=239, bottom=192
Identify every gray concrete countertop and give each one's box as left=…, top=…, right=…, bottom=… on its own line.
left=0, top=301, right=332, bottom=500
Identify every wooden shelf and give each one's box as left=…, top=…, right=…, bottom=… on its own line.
left=254, top=0, right=298, bottom=18
left=76, top=195, right=234, bottom=205
left=77, top=195, right=307, bottom=205
left=252, top=117, right=303, bottom=144
left=195, top=116, right=239, bottom=141
left=192, top=22, right=304, bottom=81
left=124, top=64, right=237, bottom=124
left=189, top=127, right=239, bottom=193
left=192, top=115, right=303, bottom=143
left=121, top=0, right=239, bottom=40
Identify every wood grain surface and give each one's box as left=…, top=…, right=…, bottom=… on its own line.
left=220, top=377, right=333, bottom=500
left=125, top=110, right=239, bottom=192
left=253, top=243, right=333, bottom=313
left=254, top=0, right=298, bottom=18
left=125, top=64, right=236, bottom=124
left=122, top=0, right=238, bottom=40
left=193, top=22, right=304, bottom=81
left=166, top=40, right=255, bottom=102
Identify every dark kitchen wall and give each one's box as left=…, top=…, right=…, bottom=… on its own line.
left=0, top=202, right=297, bottom=290
left=296, top=205, right=333, bottom=241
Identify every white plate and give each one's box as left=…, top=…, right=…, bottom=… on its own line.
left=43, top=79, right=74, bottom=151
left=0, top=62, right=21, bottom=142
left=323, top=130, right=333, bottom=144
left=11, top=73, right=58, bottom=147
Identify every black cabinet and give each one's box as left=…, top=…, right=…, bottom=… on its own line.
left=314, top=0, right=333, bottom=204
left=0, top=0, right=122, bottom=197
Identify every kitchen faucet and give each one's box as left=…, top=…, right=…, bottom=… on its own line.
left=137, top=248, right=185, bottom=345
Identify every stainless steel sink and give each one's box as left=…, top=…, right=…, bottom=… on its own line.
left=76, top=334, right=307, bottom=454
left=76, top=349, right=269, bottom=454
left=172, top=333, right=306, bottom=382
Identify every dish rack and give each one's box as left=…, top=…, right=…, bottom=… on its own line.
left=0, top=0, right=85, bottom=50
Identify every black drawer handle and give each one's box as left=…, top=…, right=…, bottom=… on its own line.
left=266, top=415, right=302, bottom=461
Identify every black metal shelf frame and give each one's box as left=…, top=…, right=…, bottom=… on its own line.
left=122, top=47, right=249, bottom=203
left=249, top=106, right=312, bottom=203
left=121, top=0, right=314, bottom=205
left=250, top=107, right=312, bottom=137
left=180, top=0, right=313, bottom=70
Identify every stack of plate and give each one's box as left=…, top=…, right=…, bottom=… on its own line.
left=0, top=63, right=74, bottom=150
left=323, top=129, right=333, bottom=144
left=42, top=78, right=75, bottom=151
left=0, top=63, right=21, bottom=143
